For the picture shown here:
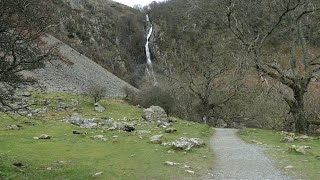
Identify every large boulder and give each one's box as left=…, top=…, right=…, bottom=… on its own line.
left=171, top=137, right=204, bottom=151
left=142, top=106, right=168, bottom=121
left=94, top=103, right=105, bottom=113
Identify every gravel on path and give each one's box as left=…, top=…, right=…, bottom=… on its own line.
left=206, top=128, right=294, bottom=180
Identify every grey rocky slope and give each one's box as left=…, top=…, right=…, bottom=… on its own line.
left=206, top=128, right=294, bottom=180
left=25, top=34, right=137, bottom=97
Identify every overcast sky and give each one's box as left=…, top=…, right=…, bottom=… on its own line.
left=112, top=0, right=166, bottom=7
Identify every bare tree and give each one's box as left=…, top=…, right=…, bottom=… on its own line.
left=0, top=0, right=55, bottom=112
left=166, top=39, right=243, bottom=125
left=213, top=0, right=320, bottom=133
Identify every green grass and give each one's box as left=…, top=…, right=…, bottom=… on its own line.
left=0, top=91, right=214, bottom=180
left=238, top=128, right=320, bottom=180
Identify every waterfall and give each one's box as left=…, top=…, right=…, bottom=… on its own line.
left=145, top=14, right=158, bottom=85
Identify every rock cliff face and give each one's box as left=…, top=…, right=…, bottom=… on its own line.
left=27, top=34, right=137, bottom=97
left=49, top=0, right=146, bottom=87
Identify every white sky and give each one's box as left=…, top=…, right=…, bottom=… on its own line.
left=112, top=0, right=166, bottom=7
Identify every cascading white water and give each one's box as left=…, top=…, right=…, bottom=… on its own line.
left=145, top=14, right=158, bottom=85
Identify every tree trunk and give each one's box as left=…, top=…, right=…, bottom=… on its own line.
left=291, top=89, right=307, bottom=134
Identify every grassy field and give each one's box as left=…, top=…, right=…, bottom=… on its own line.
left=0, top=92, right=214, bottom=180
left=238, top=128, right=320, bottom=180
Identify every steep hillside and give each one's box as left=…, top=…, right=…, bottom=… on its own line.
left=49, top=0, right=147, bottom=87
left=25, top=34, right=137, bottom=97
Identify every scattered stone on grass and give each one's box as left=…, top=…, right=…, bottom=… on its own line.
left=171, top=137, right=204, bottom=151
left=123, top=124, right=135, bottom=132
left=157, top=121, right=171, bottom=128
left=167, top=117, right=177, bottom=123
left=5, top=124, right=21, bottom=130
left=251, top=140, right=263, bottom=145
left=149, top=135, right=164, bottom=144
left=185, top=170, right=195, bottom=174
left=72, top=130, right=86, bottom=134
left=51, top=161, right=66, bottom=165
left=91, top=135, right=108, bottom=142
left=315, top=156, right=320, bottom=160
left=12, top=162, right=26, bottom=168
left=23, top=121, right=35, bottom=126
left=288, top=145, right=308, bottom=155
left=137, top=130, right=151, bottom=135
left=46, top=167, right=56, bottom=171
left=64, top=113, right=99, bottom=129
left=92, top=172, right=103, bottom=177
left=94, top=103, right=105, bottom=113
left=284, top=165, right=293, bottom=169
left=164, top=161, right=179, bottom=166
left=37, top=134, right=51, bottom=139
left=165, top=128, right=177, bottom=133
left=280, top=136, right=294, bottom=143
left=297, top=135, right=309, bottom=140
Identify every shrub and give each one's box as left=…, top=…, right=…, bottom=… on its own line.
left=86, top=85, right=106, bottom=103
left=124, top=86, right=174, bottom=114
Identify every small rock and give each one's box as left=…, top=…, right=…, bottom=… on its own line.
left=315, top=156, right=320, bottom=160
left=123, top=124, right=135, bottom=132
left=167, top=150, right=174, bottom=154
left=51, top=161, right=66, bottom=165
left=46, top=167, right=54, bottom=171
left=33, top=137, right=39, bottom=140
left=137, top=130, right=151, bottom=135
left=251, top=140, right=263, bottom=145
left=94, top=103, right=105, bottom=113
left=5, top=124, right=21, bottom=130
left=164, top=161, right=179, bottom=166
left=167, top=117, right=177, bottom=123
left=165, top=128, right=177, bottom=133
left=92, top=172, right=103, bottom=177
left=280, top=136, right=294, bottom=143
left=38, top=134, right=51, bottom=139
left=185, top=170, right=195, bottom=174
left=157, top=121, right=171, bottom=128
left=298, top=135, right=309, bottom=140
left=149, top=135, right=164, bottom=144
left=303, top=146, right=311, bottom=149
left=72, top=130, right=85, bottom=134
left=284, top=165, right=293, bottom=169
left=91, top=135, right=108, bottom=142
left=13, top=162, right=25, bottom=168
left=23, top=121, right=35, bottom=126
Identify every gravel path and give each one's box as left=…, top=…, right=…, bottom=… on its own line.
left=207, top=128, right=294, bottom=180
